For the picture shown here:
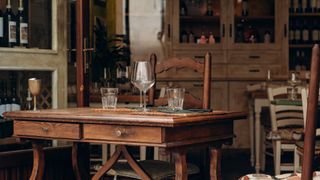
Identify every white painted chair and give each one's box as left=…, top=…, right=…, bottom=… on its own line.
left=267, top=86, right=304, bottom=175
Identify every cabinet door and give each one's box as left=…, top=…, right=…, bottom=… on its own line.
left=171, top=0, right=228, bottom=50
left=227, top=0, right=284, bottom=50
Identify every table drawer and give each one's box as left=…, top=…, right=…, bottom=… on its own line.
left=83, top=124, right=162, bottom=143
left=14, top=121, right=81, bottom=139
left=228, top=51, right=281, bottom=64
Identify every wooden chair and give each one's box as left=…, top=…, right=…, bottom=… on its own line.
left=267, top=86, right=304, bottom=175
left=105, top=52, right=211, bottom=179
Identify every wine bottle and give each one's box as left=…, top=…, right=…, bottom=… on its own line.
left=302, top=20, right=310, bottom=44
left=311, top=0, right=317, bottom=12
left=241, top=0, right=248, bottom=16
left=311, top=20, right=319, bottom=43
left=289, top=0, right=295, bottom=13
left=294, top=0, right=302, bottom=13
left=10, top=73, right=20, bottom=111
left=2, top=81, right=11, bottom=112
left=295, top=50, right=302, bottom=71
left=206, top=0, right=213, bottom=16
left=3, top=0, right=16, bottom=47
left=317, top=0, right=320, bottom=12
left=300, top=51, right=307, bottom=70
left=289, top=20, right=295, bottom=44
left=294, top=20, right=301, bottom=44
left=0, top=9, right=4, bottom=47
left=301, top=0, right=307, bottom=12
left=0, top=81, right=5, bottom=118
left=17, top=0, right=28, bottom=47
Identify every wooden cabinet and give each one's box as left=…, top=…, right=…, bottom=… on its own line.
left=168, top=0, right=288, bottom=80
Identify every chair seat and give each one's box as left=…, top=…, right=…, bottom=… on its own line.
left=107, top=160, right=200, bottom=180
left=296, top=140, right=320, bottom=155
left=266, top=128, right=304, bottom=141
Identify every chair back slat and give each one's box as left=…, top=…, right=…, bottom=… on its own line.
left=302, top=44, right=320, bottom=179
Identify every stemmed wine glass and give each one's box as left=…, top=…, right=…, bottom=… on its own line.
left=131, top=61, right=155, bottom=111
left=28, top=78, right=41, bottom=111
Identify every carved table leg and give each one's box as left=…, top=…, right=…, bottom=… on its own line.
left=92, top=145, right=151, bottom=180
left=72, top=142, right=89, bottom=180
left=174, top=151, right=187, bottom=180
left=30, top=142, right=45, bottom=180
left=210, top=148, right=221, bottom=180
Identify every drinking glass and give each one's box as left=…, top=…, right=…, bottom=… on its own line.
left=131, top=61, right=155, bottom=111
left=28, top=78, right=41, bottom=111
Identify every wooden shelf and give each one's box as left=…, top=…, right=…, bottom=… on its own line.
left=289, top=13, right=320, bottom=17
left=235, top=16, right=275, bottom=20
left=180, top=16, right=220, bottom=23
left=289, top=44, right=315, bottom=48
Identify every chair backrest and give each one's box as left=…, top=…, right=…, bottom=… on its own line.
left=302, top=44, right=320, bottom=179
left=267, top=86, right=304, bottom=131
left=149, top=52, right=212, bottom=109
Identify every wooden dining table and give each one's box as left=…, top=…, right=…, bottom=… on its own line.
left=4, top=107, right=247, bottom=180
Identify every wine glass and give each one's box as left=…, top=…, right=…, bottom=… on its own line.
left=131, top=61, right=155, bottom=111
left=28, top=78, right=41, bottom=111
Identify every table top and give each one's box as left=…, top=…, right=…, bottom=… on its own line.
left=4, top=107, right=247, bottom=127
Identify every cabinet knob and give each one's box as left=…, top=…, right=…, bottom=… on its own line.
left=42, top=127, right=48, bottom=132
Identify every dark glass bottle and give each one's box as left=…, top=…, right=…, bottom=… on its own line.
left=289, top=0, right=295, bottom=13
left=3, top=0, right=16, bottom=47
left=289, top=20, right=295, bottom=44
left=0, top=81, right=5, bottom=118
left=294, top=20, right=302, bottom=44
left=241, top=0, right=248, bottom=16
left=0, top=9, right=4, bottom=47
left=17, top=0, right=28, bottom=47
left=2, top=81, right=11, bottom=112
left=301, top=20, right=310, bottom=44
left=10, top=73, right=20, bottom=111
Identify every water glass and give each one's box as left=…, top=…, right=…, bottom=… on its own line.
left=167, top=88, right=185, bottom=110
left=101, top=88, right=118, bottom=109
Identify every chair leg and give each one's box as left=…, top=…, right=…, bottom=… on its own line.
left=294, top=146, right=300, bottom=173
left=273, top=141, right=281, bottom=175
left=260, top=126, right=266, bottom=172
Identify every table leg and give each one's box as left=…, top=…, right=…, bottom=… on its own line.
left=30, top=142, right=45, bottom=180
left=210, top=148, right=221, bottom=180
left=248, top=99, right=255, bottom=167
left=174, top=151, right=187, bottom=180
left=72, top=142, right=89, bottom=180
left=254, top=100, right=262, bottom=173
left=92, top=145, right=151, bottom=180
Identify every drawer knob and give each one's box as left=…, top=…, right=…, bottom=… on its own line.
left=115, top=130, right=123, bottom=137
left=42, top=127, right=48, bottom=132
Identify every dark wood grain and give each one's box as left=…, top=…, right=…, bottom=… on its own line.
left=174, top=151, right=187, bottom=180
left=302, top=44, right=320, bottom=179
left=30, top=143, right=44, bottom=180
left=210, top=148, right=221, bottom=180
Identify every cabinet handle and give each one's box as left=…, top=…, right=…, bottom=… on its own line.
left=194, top=56, right=205, bottom=59
left=229, top=24, right=232, bottom=38
left=167, top=24, right=171, bottom=38
left=284, top=24, right=287, bottom=37
left=42, top=127, right=48, bottom=132
left=193, top=84, right=203, bottom=87
left=249, top=69, right=260, bottom=73
left=222, top=24, right=225, bottom=37
left=248, top=55, right=261, bottom=59
left=115, top=130, right=123, bottom=137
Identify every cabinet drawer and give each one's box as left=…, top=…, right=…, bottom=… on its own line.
left=14, top=121, right=81, bottom=139
left=173, top=50, right=226, bottom=63
left=229, top=51, right=281, bottom=64
left=228, top=65, right=282, bottom=79
left=83, top=124, right=162, bottom=143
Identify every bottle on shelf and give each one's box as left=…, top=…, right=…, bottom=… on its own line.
left=208, top=32, right=215, bottom=44
left=295, top=50, right=302, bottom=71
left=17, top=0, right=28, bottom=47
left=289, top=0, right=295, bottom=13
left=2, top=81, right=11, bottom=112
left=181, top=30, right=188, bottom=43
left=294, top=0, right=302, bottom=13
left=300, top=50, right=307, bottom=70
left=294, top=19, right=302, bottom=44
left=206, top=0, right=213, bottom=16
left=241, top=0, right=248, bottom=16
left=199, top=32, right=207, bottom=44
left=0, top=81, right=5, bottom=118
left=10, top=73, right=20, bottom=111
left=3, top=0, right=16, bottom=47
left=311, top=0, right=317, bottom=12
left=0, top=9, right=3, bottom=47
left=180, top=0, right=187, bottom=16
left=311, top=19, right=319, bottom=43
left=235, top=19, right=245, bottom=43
left=302, top=0, right=308, bottom=13
left=188, top=31, right=195, bottom=43
left=301, top=20, right=310, bottom=44
left=317, top=0, right=320, bottom=12
left=289, top=19, right=295, bottom=44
